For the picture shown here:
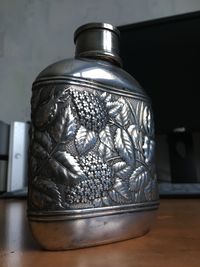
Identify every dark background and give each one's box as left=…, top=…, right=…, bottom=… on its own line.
left=119, top=11, right=200, bottom=134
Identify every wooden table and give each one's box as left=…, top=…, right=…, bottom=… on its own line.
left=0, top=198, right=200, bottom=267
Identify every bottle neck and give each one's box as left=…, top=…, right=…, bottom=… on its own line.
left=74, top=23, right=122, bottom=67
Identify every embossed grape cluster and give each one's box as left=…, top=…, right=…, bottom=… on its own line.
left=66, top=153, right=114, bottom=204
left=70, top=89, right=108, bottom=132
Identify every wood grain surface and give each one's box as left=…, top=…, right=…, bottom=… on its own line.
left=0, top=198, right=200, bottom=267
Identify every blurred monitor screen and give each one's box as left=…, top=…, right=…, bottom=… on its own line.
left=119, top=11, right=200, bottom=134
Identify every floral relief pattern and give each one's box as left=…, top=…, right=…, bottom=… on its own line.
left=29, top=83, right=159, bottom=211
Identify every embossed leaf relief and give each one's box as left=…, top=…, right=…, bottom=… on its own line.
left=99, top=125, right=114, bottom=150
left=127, top=125, right=142, bottom=150
left=75, top=126, right=97, bottom=155
left=127, top=124, right=144, bottom=161
left=109, top=190, right=128, bottom=204
left=115, top=97, right=129, bottom=126
left=30, top=156, right=38, bottom=177
left=114, top=128, right=135, bottom=166
left=136, top=101, right=154, bottom=137
left=34, top=102, right=58, bottom=130
left=112, top=161, right=133, bottom=180
left=113, top=178, right=130, bottom=199
left=143, top=105, right=154, bottom=136
left=99, top=125, right=114, bottom=160
left=98, top=143, right=113, bottom=160
left=129, top=166, right=153, bottom=202
left=50, top=104, right=77, bottom=143
left=106, top=101, right=123, bottom=117
left=31, top=177, right=63, bottom=209
left=100, top=92, right=124, bottom=118
left=57, top=87, right=70, bottom=103
left=30, top=85, right=158, bottom=210
left=143, top=136, right=155, bottom=164
left=49, top=108, right=67, bottom=142
left=33, top=87, right=58, bottom=130
left=100, top=91, right=112, bottom=102
left=109, top=177, right=130, bottom=204
left=64, top=105, right=77, bottom=139
left=32, top=130, right=52, bottom=160
left=49, top=151, right=86, bottom=184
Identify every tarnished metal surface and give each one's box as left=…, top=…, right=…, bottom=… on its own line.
left=29, top=210, right=158, bottom=250
left=27, top=22, right=159, bottom=250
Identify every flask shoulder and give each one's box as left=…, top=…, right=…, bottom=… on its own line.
left=35, top=58, right=148, bottom=98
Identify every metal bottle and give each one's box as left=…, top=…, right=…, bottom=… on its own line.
left=28, top=23, right=159, bottom=250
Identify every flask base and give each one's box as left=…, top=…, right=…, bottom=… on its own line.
left=28, top=208, right=158, bottom=250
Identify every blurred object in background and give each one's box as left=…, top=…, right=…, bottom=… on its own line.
left=0, top=121, right=9, bottom=192
left=7, top=121, right=29, bottom=194
left=156, top=130, right=200, bottom=196
left=0, top=121, right=29, bottom=198
left=168, top=128, right=197, bottom=183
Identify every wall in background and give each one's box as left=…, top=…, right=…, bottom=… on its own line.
left=0, top=0, right=200, bottom=123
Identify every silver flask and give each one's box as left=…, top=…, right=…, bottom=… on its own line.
left=27, top=23, right=159, bottom=250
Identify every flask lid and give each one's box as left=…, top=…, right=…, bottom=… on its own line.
left=74, top=23, right=122, bottom=67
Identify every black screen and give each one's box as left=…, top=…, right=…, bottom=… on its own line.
left=119, top=11, right=200, bottom=134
